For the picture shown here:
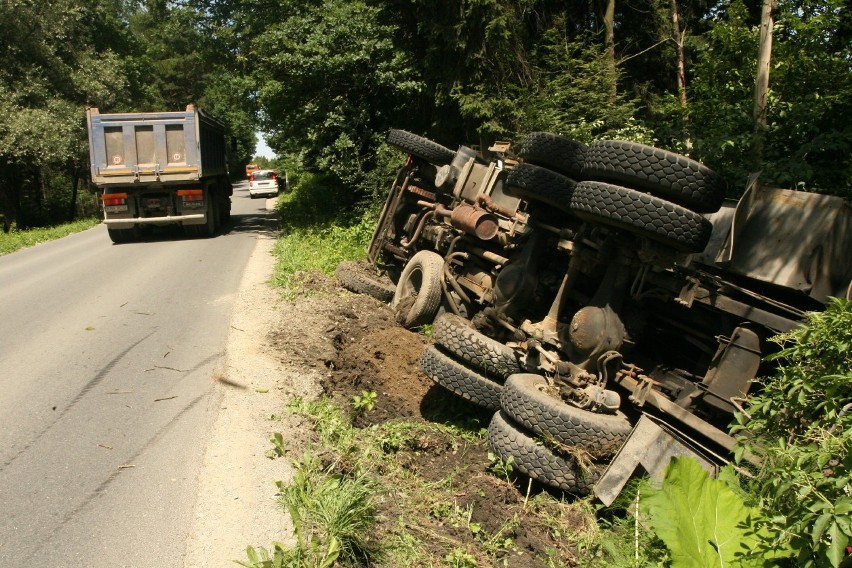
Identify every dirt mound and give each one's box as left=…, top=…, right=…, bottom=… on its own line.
left=269, top=271, right=586, bottom=566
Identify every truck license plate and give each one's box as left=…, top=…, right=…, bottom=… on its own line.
left=104, top=205, right=128, bottom=213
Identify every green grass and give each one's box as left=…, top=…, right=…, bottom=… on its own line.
left=272, top=172, right=376, bottom=297
left=0, top=218, right=101, bottom=256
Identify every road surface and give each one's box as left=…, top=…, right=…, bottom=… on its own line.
left=0, top=183, right=277, bottom=567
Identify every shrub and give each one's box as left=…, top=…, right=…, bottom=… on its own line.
left=733, top=298, right=852, bottom=567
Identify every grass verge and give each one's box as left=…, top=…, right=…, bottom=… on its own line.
left=272, top=173, right=375, bottom=298
left=0, top=218, right=101, bottom=256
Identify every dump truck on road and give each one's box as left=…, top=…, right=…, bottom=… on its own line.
left=86, top=104, right=232, bottom=243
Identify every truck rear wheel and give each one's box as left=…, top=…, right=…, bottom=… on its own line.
left=392, top=250, right=444, bottom=328
left=387, top=129, right=456, bottom=166
left=419, top=345, right=504, bottom=411
left=569, top=181, right=712, bottom=253
left=107, top=227, right=138, bottom=243
left=199, top=197, right=218, bottom=237
left=432, top=313, right=522, bottom=380
left=500, top=373, right=631, bottom=459
left=505, top=163, right=576, bottom=212
left=518, top=132, right=586, bottom=179
left=583, top=140, right=726, bottom=213
left=487, top=410, right=600, bottom=496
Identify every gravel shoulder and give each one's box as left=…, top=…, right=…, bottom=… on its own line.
left=183, top=224, right=321, bottom=568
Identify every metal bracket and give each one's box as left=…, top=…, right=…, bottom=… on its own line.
left=594, top=414, right=721, bottom=506
left=629, top=375, right=654, bottom=407
left=675, top=276, right=701, bottom=307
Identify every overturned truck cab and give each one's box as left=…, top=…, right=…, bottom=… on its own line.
left=86, top=105, right=233, bottom=243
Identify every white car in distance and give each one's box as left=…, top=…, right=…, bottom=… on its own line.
left=248, top=169, right=282, bottom=199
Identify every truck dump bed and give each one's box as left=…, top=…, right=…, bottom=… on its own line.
left=86, top=104, right=227, bottom=186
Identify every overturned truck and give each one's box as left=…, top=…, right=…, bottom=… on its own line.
left=339, top=129, right=852, bottom=502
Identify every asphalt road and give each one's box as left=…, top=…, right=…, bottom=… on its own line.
left=0, top=183, right=277, bottom=567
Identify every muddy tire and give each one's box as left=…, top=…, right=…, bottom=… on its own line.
left=387, top=129, right=455, bottom=166
left=335, top=260, right=396, bottom=302
left=583, top=140, right=726, bottom=213
left=433, top=313, right=522, bottom=380
left=569, top=181, right=712, bottom=253
left=518, top=132, right=586, bottom=179
left=392, top=250, right=444, bottom=328
left=419, top=346, right=503, bottom=410
left=487, top=411, right=600, bottom=495
left=505, top=163, right=576, bottom=212
left=501, top=374, right=631, bottom=458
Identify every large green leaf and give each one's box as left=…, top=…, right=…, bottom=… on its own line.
left=641, top=457, right=772, bottom=567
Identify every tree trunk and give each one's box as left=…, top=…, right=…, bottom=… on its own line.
left=603, top=0, right=617, bottom=104
left=670, top=0, right=690, bottom=148
left=753, top=0, right=775, bottom=171
left=69, top=167, right=79, bottom=222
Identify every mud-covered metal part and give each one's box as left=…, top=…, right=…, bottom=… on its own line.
left=449, top=203, right=499, bottom=240
left=435, top=146, right=477, bottom=189
left=715, top=186, right=852, bottom=302
left=595, top=415, right=722, bottom=506
left=675, top=326, right=763, bottom=413
left=564, top=306, right=625, bottom=369
left=494, top=233, right=541, bottom=319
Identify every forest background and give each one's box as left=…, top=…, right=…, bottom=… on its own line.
left=0, top=0, right=849, bottom=229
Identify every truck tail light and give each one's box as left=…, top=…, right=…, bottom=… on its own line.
left=249, top=173, right=254, bottom=182
left=177, top=189, right=204, bottom=201
left=101, top=193, right=127, bottom=206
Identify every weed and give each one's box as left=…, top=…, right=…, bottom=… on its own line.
left=351, top=390, right=377, bottom=414
left=242, top=454, right=377, bottom=567
left=477, top=513, right=520, bottom=557
left=266, top=432, right=287, bottom=459
left=487, top=452, right=515, bottom=483
left=374, top=421, right=417, bottom=453
left=445, top=548, right=478, bottom=567
left=288, top=396, right=355, bottom=453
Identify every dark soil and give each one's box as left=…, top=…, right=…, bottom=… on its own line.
left=276, top=271, right=587, bottom=566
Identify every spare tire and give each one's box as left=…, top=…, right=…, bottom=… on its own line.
left=518, top=132, right=586, bottom=179
left=500, top=374, right=631, bottom=459
left=387, top=129, right=456, bottom=166
left=487, top=411, right=600, bottom=496
left=569, top=181, right=713, bottom=253
left=392, top=250, right=444, bottom=328
left=583, top=140, right=726, bottom=213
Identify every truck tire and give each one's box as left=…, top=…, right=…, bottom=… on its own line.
left=569, top=181, right=712, bottom=253
left=500, top=374, right=631, bottom=459
left=107, top=227, right=138, bottom=244
left=335, top=260, right=396, bottom=302
left=583, top=140, right=726, bottom=213
left=433, top=313, right=522, bottom=380
left=505, top=163, right=576, bottom=212
left=387, top=129, right=456, bottom=166
left=199, top=197, right=218, bottom=237
left=487, top=411, right=600, bottom=495
left=392, top=250, right=444, bottom=328
left=518, top=132, right=586, bottom=179
left=420, top=345, right=503, bottom=410
left=219, top=195, right=231, bottom=226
